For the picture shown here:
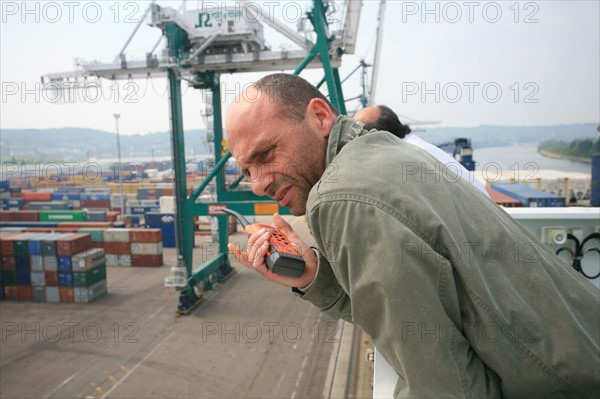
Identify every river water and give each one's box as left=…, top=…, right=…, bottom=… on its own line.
left=474, top=144, right=592, bottom=174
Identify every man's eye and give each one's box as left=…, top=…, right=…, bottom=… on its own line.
left=260, top=148, right=272, bottom=158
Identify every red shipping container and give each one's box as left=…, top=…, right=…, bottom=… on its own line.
left=15, top=211, right=39, bottom=222
left=59, top=287, right=75, bottom=303
left=22, top=192, right=52, bottom=201
left=56, top=234, right=92, bottom=256
left=0, top=234, right=31, bottom=256
left=486, top=188, right=524, bottom=208
left=131, top=254, right=163, bottom=267
left=2, top=256, right=16, bottom=270
left=106, top=211, right=119, bottom=223
left=80, top=200, right=110, bottom=209
left=17, top=286, right=33, bottom=301
left=4, top=286, right=18, bottom=300
left=45, top=272, right=58, bottom=286
left=130, top=228, right=162, bottom=243
left=103, top=242, right=131, bottom=255
left=87, top=242, right=104, bottom=250
left=0, top=211, right=16, bottom=222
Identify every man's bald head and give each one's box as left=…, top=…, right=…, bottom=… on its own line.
left=354, top=106, right=381, bottom=126
left=251, top=73, right=339, bottom=122
left=354, top=105, right=411, bottom=139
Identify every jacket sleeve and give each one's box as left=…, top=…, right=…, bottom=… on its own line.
left=301, top=198, right=501, bottom=398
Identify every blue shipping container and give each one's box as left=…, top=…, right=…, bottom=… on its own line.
left=591, top=154, right=600, bottom=207
left=80, top=193, right=110, bottom=201
left=491, top=183, right=566, bottom=207
left=130, top=206, right=161, bottom=214
left=0, top=198, right=25, bottom=209
left=17, top=271, right=31, bottom=286
left=163, top=234, right=176, bottom=248
left=51, top=193, right=81, bottom=201
left=57, top=256, right=72, bottom=273
left=145, top=212, right=175, bottom=227
left=0, top=222, right=58, bottom=228
left=58, top=272, right=73, bottom=287
left=28, top=233, right=58, bottom=255
left=15, top=256, right=29, bottom=272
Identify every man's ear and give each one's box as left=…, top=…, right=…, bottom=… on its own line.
left=306, top=98, right=336, bottom=138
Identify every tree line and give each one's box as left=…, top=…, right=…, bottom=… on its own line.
left=538, top=138, right=600, bottom=160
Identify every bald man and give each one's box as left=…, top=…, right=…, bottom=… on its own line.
left=225, top=73, right=599, bottom=398
left=355, top=105, right=490, bottom=197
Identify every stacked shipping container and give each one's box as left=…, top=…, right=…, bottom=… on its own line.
left=0, top=232, right=107, bottom=303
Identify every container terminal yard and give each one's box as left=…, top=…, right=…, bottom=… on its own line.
left=0, top=229, right=362, bottom=398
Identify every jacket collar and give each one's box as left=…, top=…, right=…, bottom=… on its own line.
left=325, top=115, right=368, bottom=169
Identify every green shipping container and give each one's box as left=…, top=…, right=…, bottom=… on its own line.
left=2, top=270, right=17, bottom=285
left=13, top=233, right=43, bottom=256
left=76, top=228, right=104, bottom=242
left=73, top=264, right=106, bottom=287
left=38, top=211, right=88, bottom=222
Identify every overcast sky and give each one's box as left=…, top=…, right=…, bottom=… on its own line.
left=0, top=0, right=598, bottom=135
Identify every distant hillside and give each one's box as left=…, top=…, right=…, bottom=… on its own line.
left=417, top=123, right=599, bottom=149
left=0, top=123, right=598, bottom=162
left=0, top=127, right=209, bottom=162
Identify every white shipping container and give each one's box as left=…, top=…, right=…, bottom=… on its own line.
left=130, top=242, right=163, bottom=255
left=43, top=255, right=58, bottom=271
left=105, top=254, right=131, bottom=267
left=30, top=255, right=44, bottom=271
left=45, top=286, right=60, bottom=303
left=103, top=228, right=131, bottom=243
left=72, top=248, right=106, bottom=271
left=160, top=196, right=175, bottom=213
left=30, top=271, right=45, bottom=286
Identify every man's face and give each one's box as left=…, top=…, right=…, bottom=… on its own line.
left=226, top=89, right=327, bottom=216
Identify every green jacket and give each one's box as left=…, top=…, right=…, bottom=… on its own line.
left=300, top=116, right=599, bottom=398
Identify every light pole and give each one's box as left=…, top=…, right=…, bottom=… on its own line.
left=113, top=113, right=125, bottom=224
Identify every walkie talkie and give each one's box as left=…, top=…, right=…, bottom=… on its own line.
left=219, top=208, right=305, bottom=278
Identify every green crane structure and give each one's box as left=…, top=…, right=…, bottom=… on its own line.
left=42, top=0, right=362, bottom=314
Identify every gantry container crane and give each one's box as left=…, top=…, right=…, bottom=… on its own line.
left=42, top=0, right=362, bottom=314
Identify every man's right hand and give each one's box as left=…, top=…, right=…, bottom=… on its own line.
left=227, top=213, right=318, bottom=289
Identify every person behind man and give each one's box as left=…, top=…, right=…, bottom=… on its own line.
left=225, top=73, right=599, bottom=398
left=354, top=105, right=490, bottom=197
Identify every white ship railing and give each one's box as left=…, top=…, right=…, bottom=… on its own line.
left=373, top=207, right=600, bottom=398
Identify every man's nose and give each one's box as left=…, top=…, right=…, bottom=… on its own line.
left=249, top=168, right=272, bottom=197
